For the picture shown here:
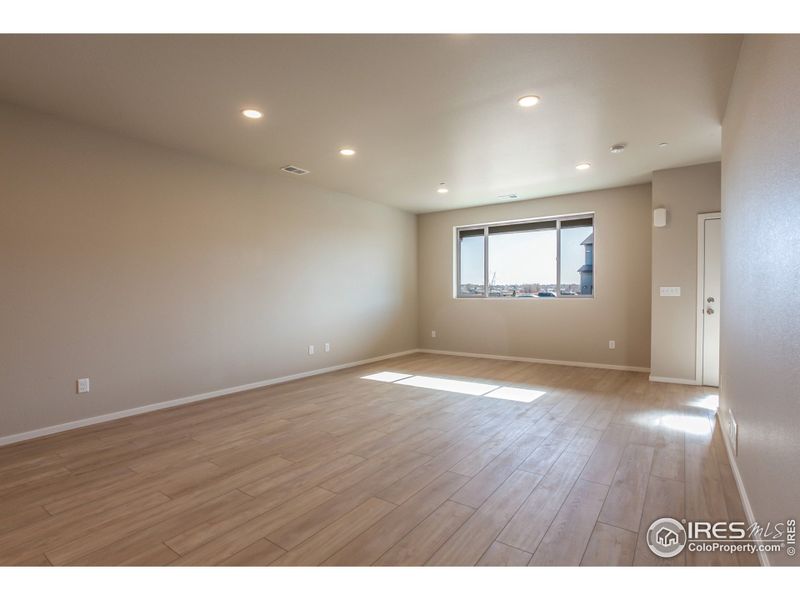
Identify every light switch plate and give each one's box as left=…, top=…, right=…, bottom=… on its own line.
left=660, top=286, right=681, bottom=297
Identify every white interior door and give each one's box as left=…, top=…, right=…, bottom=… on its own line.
left=700, top=216, right=721, bottom=386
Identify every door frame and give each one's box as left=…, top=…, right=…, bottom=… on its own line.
left=696, top=212, right=721, bottom=386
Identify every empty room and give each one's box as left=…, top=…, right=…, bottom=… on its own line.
left=1, top=4, right=799, bottom=594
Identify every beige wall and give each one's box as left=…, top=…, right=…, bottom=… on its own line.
left=417, top=185, right=652, bottom=369
left=0, top=102, right=418, bottom=438
left=721, top=35, right=800, bottom=565
left=650, top=162, right=721, bottom=382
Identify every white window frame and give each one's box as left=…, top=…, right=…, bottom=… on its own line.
left=454, top=212, right=595, bottom=299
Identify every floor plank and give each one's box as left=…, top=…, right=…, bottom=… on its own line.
left=271, top=497, right=396, bottom=566
left=597, top=443, right=655, bottom=533
left=169, top=487, right=335, bottom=564
left=497, top=451, right=590, bottom=554
left=633, top=475, right=685, bottom=566
left=478, top=542, right=532, bottom=566
left=581, top=523, right=637, bottom=566
left=374, top=501, right=475, bottom=566
left=219, top=538, right=286, bottom=566
left=324, top=471, right=468, bottom=566
left=529, top=479, right=609, bottom=565
left=427, top=470, right=542, bottom=565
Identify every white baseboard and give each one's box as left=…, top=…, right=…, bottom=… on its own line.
left=418, top=348, right=650, bottom=373
left=0, top=347, right=650, bottom=447
left=649, top=375, right=701, bottom=385
left=0, top=349, right=418, bottom=448
left=717, top=413, right=767, bottom=566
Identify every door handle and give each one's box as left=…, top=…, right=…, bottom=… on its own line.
left=707, top=296, right=715, bottom=303
left=706, top=307, right=715, bottom=315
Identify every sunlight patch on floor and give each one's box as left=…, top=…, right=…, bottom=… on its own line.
left=485, top=386, right=546, bottom=403
left=360, top=371, right=412, bottom=382
left=659, top=413, right=712, bottom=435
left=360, top=372, right=545, bottom=403
left=394, top=375, right=499, bottom=396
left=690, top=394, right=720, bottom=412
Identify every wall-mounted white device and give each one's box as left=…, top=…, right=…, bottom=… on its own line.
left=653, top=207, right=668, bottom=228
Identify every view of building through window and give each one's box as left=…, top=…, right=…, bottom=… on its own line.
left=560, top=220, right=594, bottom=296
left=457, top=215, right=593, bottom=298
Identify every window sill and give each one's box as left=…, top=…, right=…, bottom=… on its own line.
left=453, top=296, right=595, bottom=300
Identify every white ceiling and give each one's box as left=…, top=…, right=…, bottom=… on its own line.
left=0, top=34, right=742, bottom=213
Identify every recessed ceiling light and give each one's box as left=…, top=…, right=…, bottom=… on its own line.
left=658, top=142, right=669, bottom=148
left=517, top=95, right=541, bottom=108
left=339, top=148, right=356, bottom=156
left=576, top=162, right=591, bottom=171
left=610, top=143, right=626, bottom=154
left=437, top=184, right=449, bottom=194
left=241, top=109, right=263, bottom=120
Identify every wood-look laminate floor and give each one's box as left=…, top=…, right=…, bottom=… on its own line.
left=0, top=353, right=758, bottom=566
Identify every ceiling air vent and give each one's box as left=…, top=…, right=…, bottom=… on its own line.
left=281, top=165, right=310, bottom=175
left=497, top=194, right=519, bottom=200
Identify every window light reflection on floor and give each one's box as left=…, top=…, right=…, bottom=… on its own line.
left=659, top=414, right=713, bottom=436
left=360, top=371, right=412, bottom=382
left=485, top=386, right=546, bottom=403
left=395, top=375, right=499, bottom=396
left=690, top=394, right=720, bottom=412
left=360, top=372, right=545, bottom=403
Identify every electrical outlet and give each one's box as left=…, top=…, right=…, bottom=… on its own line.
left=77, top=378, right=90, bottom=394
left=431, top=330, right=437, bottom=338
left=308, top=345, right=315, bottom=356
left=608, top=340, right=616, bottom=350
left=324, top=342, right=331, bottom=353
left=728, top=409, right=738, bottom=456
